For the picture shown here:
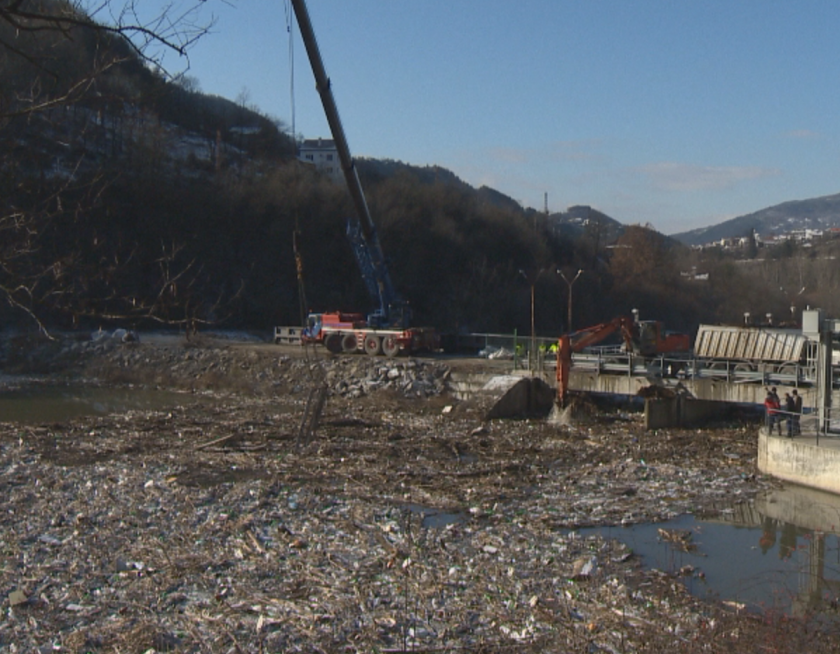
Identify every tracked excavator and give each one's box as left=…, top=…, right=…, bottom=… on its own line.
left=555, top=316, right=691, bottom=407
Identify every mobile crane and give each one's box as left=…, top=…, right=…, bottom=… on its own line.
left=288, top=0, right=437, bottom=357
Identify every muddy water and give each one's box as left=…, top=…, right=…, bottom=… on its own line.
left=580, top=484, right=840, bottom=624
left=0, top=382, right=206, bottom=424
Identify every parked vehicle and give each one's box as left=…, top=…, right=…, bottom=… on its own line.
left=300, top=311, right=438, bottom=357
left=694, top=324, right=810, bottom=365
left=692, top=324, right=816, bottom=377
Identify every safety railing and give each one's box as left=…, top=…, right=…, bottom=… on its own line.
left=764, top=407, right=806, bottom=439
left=461, top=333, right=557, bottom=372
left=814, top=406, right=840, bottom=445
left=764, top=406, right=840, bottom=446
left=568, top=352, right=819, bottom=387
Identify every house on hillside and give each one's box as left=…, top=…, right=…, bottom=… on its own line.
left=298, top=138, right=341, bottom=181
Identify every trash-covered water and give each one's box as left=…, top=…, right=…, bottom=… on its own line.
left=0, top=382, right=205, bottom=424
left=403, top=503, right=468, bottom=529
left=579, top=484, right=840, bottom=623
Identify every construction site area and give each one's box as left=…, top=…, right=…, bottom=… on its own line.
left=4, top=1, right=840, bottom=651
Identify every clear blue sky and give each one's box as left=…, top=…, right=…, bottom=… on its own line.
left=131, top=0, right=840, bottom=235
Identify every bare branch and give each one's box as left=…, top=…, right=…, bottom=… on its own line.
left=0, top=2, right=245, bottom=333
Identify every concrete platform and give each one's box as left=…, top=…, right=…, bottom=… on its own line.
left=758, top=429, right=840, bottom=495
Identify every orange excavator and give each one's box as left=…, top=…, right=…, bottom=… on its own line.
left=555, top=316, right=691, bottom=406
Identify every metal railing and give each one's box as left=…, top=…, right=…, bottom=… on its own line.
left=763, top=406, right=840, bottom=446
left=274, top=326, right=840, bottom=391
left=569, top=351, right=819, bottom=387
left=460, top=332, right=556, bottom=372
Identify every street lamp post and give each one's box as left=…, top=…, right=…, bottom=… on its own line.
left=519, top=269, right=539, bottom=370
left=780, top=285, right=806, bottom=326
left=529, top=281, right=536, bottom=367
left=558, top=269, right=583, bottom=332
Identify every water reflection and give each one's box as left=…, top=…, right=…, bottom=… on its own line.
left=751, top=486, right=840, bottom=621
left=579, top=485, right=840, bottom=623
left=0, top=383, right=204, bottom=424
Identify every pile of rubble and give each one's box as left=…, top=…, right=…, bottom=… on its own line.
left=1, top=331, right=453, bottom=399
left=321, top=356, right=450, bottom=398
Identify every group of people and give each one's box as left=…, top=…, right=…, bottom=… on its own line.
left=764, top=386, right=802, bottom=437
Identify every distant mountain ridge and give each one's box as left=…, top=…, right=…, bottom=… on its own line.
left=672, top=192, right=840, bottom=246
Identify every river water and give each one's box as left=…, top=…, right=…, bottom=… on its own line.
left=0, top=381, right=205, bottom=424
left=579, top=484, right=840, bottom=624
left=3, top=381, right=840, bottom=624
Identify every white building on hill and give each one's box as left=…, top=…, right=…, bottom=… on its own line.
left=298, top=138, right=341, bottom=181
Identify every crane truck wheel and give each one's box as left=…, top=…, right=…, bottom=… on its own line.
left=382, top=336, right=400, bottom=358
left=325, top=333, right=343, bottom=354
left=341, top=333, right=358, bottom=354
left=364, top=334, right=382, bottom=356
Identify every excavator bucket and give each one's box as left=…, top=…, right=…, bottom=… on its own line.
left=548, top=400, right=574, bottom=426
left=548, top=335, right=575, bottom=425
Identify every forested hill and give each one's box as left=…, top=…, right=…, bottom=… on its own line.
left=4, top=1, right=835, bottom=339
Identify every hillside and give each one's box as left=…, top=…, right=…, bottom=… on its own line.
left=549, top=205, right=625, bottom=242
left=673, top=192, right=840, bottom=245
left=0, top=15, right=574, bottom=336
left=7, top=3, right=840, bottom=338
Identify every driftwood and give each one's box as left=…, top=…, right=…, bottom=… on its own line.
left=194, top=432, right=243, bottom=450
left=0, top=337, right=825, bottom=652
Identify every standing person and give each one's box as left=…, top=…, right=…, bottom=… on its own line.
left=764, top=391, right=781, bottom=435
left=784, top=392, right=796, bottom=438
left=792, top=389, right=803, bottom=435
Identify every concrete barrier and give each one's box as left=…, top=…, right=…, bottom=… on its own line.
left=484, top=377, right=555, bottom=420
left=758, top=432, right=840, bottom=495
left=274, top=326, right=303, bottom=345
left=645, top=396, right=733, bottom=429
left=449, top=374, right=554, bottom=420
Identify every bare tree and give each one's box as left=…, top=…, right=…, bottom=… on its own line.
left=0, top=0, right=214, bottom=113
left=0, top=0, right=223, bottom=333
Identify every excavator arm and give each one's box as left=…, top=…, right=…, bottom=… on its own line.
left=556, top=316, right=634, bottom=406
left=565, top=316, right=634, bottom=351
